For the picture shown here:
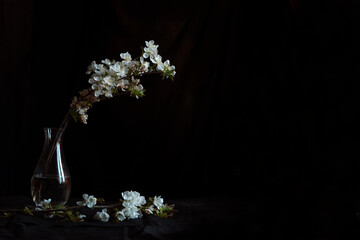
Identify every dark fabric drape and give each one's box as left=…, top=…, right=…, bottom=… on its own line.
left=1, top=0, right=360, bottom=238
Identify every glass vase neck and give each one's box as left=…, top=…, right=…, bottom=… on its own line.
left=44, top=127, right=63, bottom=142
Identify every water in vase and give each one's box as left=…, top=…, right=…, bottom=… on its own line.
left=31, top=174, right=71, bottom=206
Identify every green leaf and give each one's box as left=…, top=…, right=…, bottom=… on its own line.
left=65, top=211, right=76, bottom=222
left=53, top=204, right=66, bottom=210
left=24, top=207, right=33, bottom=216
left=71, top=111, right=80, bottom=123
left=130, top=88, right=146, bottom=98
left=1, top=212, right=12, bottom=218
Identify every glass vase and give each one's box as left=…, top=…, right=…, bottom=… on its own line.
left=31, top=127, right=71, bottom=206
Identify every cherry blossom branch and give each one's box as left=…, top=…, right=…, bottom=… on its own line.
left=1, top=191, right=176, bottom=223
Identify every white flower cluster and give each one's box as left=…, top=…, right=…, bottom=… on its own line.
left=87, top=54, right=143, bottom=99
left=70, top=89, right=98, bottom=124
left=154, top=196, right=164, bottom=209
left=115, top=190, right=146, bottom=221
left=76, top=194, right=97, bottom=208
left=70, top=40, right=176, bottom=124
left=143, top=196, right=164, bottom=214
left=94, top=208, right=110, bottom=222
left=73, top=191, right=167, bottom=222
left=142, top=40, right=176, bottom=75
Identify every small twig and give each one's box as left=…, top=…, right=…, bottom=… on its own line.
left=93, top=203, right=122, bottom=209
left=0, top=203, right=123, bottom=214
left=0, top=209, right=25, bottom=213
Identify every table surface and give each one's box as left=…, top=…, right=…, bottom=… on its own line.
left=0, top=196, right=359, bottom=240
left=0, top=196, right=255, bottom=240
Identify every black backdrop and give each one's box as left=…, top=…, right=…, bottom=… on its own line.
left=1, top=0, right=360, bottom=236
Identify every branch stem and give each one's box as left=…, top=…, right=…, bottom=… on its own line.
left=0, top=203, right=123, bottom=214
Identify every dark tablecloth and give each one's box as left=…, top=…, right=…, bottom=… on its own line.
left=0, top=196, right=263, bottom=240
left=0, top=196, right=359, bottom=240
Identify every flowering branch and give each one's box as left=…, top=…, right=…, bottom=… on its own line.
left=70, top=40, right=175, bottom=124
left=0, top=191, right=176, bottom=223
left=43, top=40, right=175, bottom=176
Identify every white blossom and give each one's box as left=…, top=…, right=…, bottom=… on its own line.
left=86, top=61, right=98, bottom=74
left=115, top=79, right=129, bottom=89
left=150, top=53, right=162, bottom=65
left=110, top=62, right=128, bottom=77
left=156, top=62, right=164, bottom=71
left=142, top=52, right=150, bottom=59
left=140, top=57, right=150, bottom=73
left=93, top=87, right=105, bottom=98
left=101, top=58, right=113, bottom=65
left=153, top=196, right=164, bottom=209
left=145, top=40, right=157, bottom=49
left=158, top=59, right=176, bottom=78
left=143, top=40, right=159, bottom=58
left=120, top=52, right=132, bottom=62
left=121, top=191, right=146, bottom=207
left=36, top=199, right=52, bottom=210
left=122, top=206, right=141, bottom=219
left=164, top=60, right=175, bottom=73
left=77, top=194, right=97, bottom=208
left=87, top=196, right=97, bottom=208
left=78, top=214, right=86, bottom=221
left=42, top=199, right=51, bottom=207
left=144, top=205, right=155, bottom=214
left=115, top=211, right=126, bottom=222
left=94, top=209, right=110, bottom=222
left=94, top=64, right=107, bottom=76
left=76, top=106, right=89, bottom=124
left=103, top=76, right=115, bottom=87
